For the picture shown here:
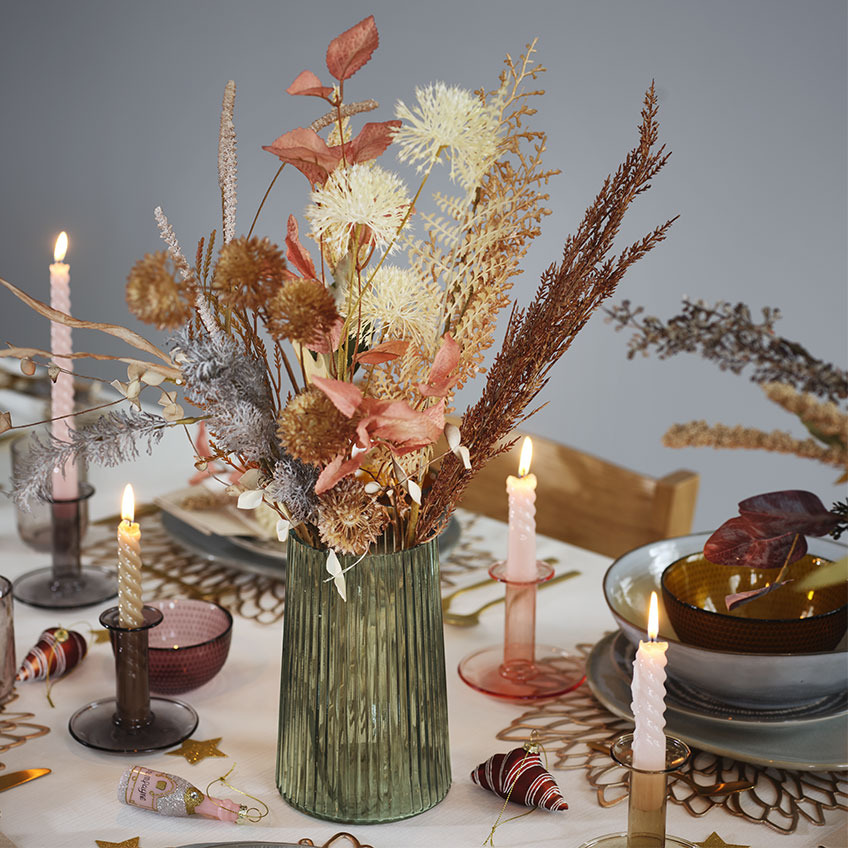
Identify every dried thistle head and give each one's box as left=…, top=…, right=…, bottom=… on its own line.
left=265, top=279, right=339, bottom=345
left=317, top=476, right=388, bottom=554
left=213, top=236, right=286, bottom=311
left=277, top=387, right=355, bottom=465
left=125, top=251, right=190, bottom=329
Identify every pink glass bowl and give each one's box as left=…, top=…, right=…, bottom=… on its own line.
left=146, top=599, right=233, bottom=695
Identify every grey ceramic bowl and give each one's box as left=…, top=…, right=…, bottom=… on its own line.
left=603, top=533, right=848, bottom=709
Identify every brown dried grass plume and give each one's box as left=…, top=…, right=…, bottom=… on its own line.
left=265, top=279, right=340, bottom=345
left=277, top=387, right=356, bottom=465
left=317, top=477, right=388, bottom=554
left=125, top=251, right=190, bottom=329
left=213, top=236, right=286, bottom=311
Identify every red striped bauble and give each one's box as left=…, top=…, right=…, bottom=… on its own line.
left=16, top=627, right=88, bottom=682
left=471, top=746, right=568, bottom=811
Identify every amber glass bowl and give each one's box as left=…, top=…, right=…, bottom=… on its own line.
left=661, top=553, right=848, bottom=654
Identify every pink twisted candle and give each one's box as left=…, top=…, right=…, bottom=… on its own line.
left=631, top=592, right=668, bottom=770
left=505, top=437, right=537, bottom=582
left=49, top=232, right=78, bottom=500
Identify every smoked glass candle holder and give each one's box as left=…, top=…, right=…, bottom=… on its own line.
left=576, top=732, right=696, bottom=848
left=68, top=605, right=198, bottom=753
left=458, top=560, right=584, bottom=700
left=12, top=483, right=117, bottom=609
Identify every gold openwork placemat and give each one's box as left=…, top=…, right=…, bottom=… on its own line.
left=496, top=644, right=848, bottom=835
left=82, top=512, right=491, bottom=624
left=0, top=693, right=51, bottom=768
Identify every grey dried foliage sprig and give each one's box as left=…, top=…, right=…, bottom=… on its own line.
left=12, top=410, right=168, bottom=509
left=170, top=326, right=277, bottom=465
left=218, top=81, right=238, bottom=244
left=416, top=83, right=676, bottom=542
left=267, top=453, right=320, bottom=525
left=605, top=298, right=848, bottom=402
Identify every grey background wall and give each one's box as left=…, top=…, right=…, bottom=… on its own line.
left=1, top=0, right=845, bottom=531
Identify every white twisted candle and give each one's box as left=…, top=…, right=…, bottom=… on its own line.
left=49, top=232, right=78, bottom=500
left=505, top=438, right=537, bottom=582
left=117, top=485, right=144, bottom=628
left=631, top=592, right=668, bottom=771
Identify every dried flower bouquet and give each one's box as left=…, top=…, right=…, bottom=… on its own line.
left=2, top=16, right=676, bottom=577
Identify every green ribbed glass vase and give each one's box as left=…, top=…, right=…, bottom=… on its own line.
left=276, top=533, right=451, bottom=823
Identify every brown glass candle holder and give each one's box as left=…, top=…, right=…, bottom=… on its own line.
left=68, top=605, right=198, bottom=753
left=458, top=561, right=584, bottom=700
left=13, top=483, right=116, bottom=609
left=576, top=732, right=696, bottom=848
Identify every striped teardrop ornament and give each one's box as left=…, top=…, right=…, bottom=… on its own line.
left=471, top=746, right=568, bottom=811
left=16, top=627, right=88, bottom=682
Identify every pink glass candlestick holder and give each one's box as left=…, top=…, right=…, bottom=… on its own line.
left=576, top=732, right=695, bottom=848
left=13, top=483, right=117, bottom=609
left=457, top=560, right=585, bottom=700
left=68, top=605, right=198, bottom=753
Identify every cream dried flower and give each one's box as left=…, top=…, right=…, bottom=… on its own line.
left=360, top=265, right=440, bottom=349
left=306, top=164, right=411, bottom=258
left=317, top=477, right=388, bottom=554
left=394, top=83, right=501, bottom=192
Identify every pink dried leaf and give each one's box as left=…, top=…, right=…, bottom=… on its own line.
left=287, top=69, right=334, bottom=100
left=261, top=127, right=342, bottom=186
left=315, top=451, right=367, bottom=494
left=353, top=338, right=409, bottom=365
left=285, top=215, right=317, bottom=279
left=305, top=317, right=345, bottom=354
left=311, top=376, right=363, bottom=418
left=725, top=580, right=793, bottom=611
left=326, top=15, right=379, bottom=82
left=357, top=398, right=443, bottom=452
left=417, top=334, right=460, bottom=398
left=342, top=120, right=402, bottom=164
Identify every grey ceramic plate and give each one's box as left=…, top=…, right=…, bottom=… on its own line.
left=586, top=632, right=848, bottom=770
left=161, top=511, right=461, bottom=579
left=603, top=532, right=848, bottom=709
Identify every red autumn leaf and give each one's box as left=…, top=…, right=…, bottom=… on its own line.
left=312, top=376, right=363, bottom=418
left=305, top=317, right=345, bottom=354
left=262, top=127, right=342, bottom=186
left=287, top=69, right=334, bottom=100
left=342, top=120, right=402, bottom=164
left=315, top=451, right=368, bottom=494
left=326, top=15, right=379, bottom=82
left=417, top=334, right=460, bottom=397
left=737, top=490, right=840, bottom=537
left=704, top=516, right=808, bottom=570
left=285, top=215, right=317, bottom=279
left=354, top=339, right=409, bottom=365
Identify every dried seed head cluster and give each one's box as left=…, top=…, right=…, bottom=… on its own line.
left=213, top=236, right=287, bottom=311
left=277, top=387, right=355, bottom=465
left=317, top=477, right=388, bottom=553
left=265, top=279, right=339, bottom=345
left=125, top=252, right=190, bottom=329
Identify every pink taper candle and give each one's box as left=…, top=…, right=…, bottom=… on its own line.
left=117, top=484, right=144, bottom=628
left=631, top=592, right=668, bottom=770
left=49, top=232, right=78, bottom=500
left=505, top=438, right=537, bottom=582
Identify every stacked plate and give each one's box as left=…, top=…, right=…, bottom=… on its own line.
left=591, top=533, right=848, bottom=770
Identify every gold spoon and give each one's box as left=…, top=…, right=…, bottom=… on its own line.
left=442, top=569, right=581, bottom=627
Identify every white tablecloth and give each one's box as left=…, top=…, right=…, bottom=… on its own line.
left=0, top=428, right=844, bottom=848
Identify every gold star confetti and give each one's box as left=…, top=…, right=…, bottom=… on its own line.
left=695, top=834, right=750, bottom=848
left=90, top=629, right=112, bottom=645
left=166, top=736, right=227, bottom=765
left=95, top=838, right=140, bottom=848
